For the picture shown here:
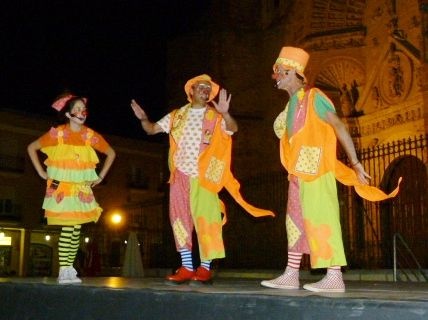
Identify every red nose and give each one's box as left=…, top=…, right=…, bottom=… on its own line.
left=201, top=88, right=211, bottom=95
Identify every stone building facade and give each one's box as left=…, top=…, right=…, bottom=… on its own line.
left=166, top=0, right=426, bottom=174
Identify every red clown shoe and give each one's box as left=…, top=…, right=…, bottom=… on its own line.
left=190, top=266, right=213, bottom=285
left=165, top=266, right=195, bottom=285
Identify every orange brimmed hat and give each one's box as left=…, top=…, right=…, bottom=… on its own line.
left=273, top=46, right=310, bottom=80
left=184, top=74, right=220, bottom=102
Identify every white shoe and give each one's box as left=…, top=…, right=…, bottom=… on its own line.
left=57, top=266, right=82, bottom=284
left=67, top=267, right=82, bottom=284
left=261, top=267, right=300, bottom=289
left=303, top=270, right=345, bottom=293
left=57, top=267, right=73, bottom=284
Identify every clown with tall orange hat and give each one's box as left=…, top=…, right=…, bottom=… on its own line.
left=261, top=47, right=400, bottom=292
left=27, top=93, right=116, bottom=284
left=131, top=75, right=274, bottom=285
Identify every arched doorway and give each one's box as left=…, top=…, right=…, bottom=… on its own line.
left=380, top=156, right=427, bottom=267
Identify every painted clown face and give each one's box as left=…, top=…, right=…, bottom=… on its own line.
left=191, top=80, right=212, bottom=103
left=67, top=100, right=88, bottom=124
left=272, top=65, right=298, bottom=91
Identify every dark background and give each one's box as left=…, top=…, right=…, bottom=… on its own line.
left=0, top=1, right=210, bottom=138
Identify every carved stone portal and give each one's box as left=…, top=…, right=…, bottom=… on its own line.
left=315, top=57, right=366, bottom=117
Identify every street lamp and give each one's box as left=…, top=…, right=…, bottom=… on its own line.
left=109, top=211, right=124, bottom=227
left=111, top=213, right=122, bottom=225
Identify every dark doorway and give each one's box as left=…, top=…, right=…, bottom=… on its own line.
left=380, top=156, right=428, bottom=267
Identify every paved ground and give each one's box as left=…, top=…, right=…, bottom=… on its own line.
left=1, top=276, right=428, bottom=320
left=2, top=276, right=428, bottom=301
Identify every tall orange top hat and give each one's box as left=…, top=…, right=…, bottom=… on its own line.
left=273, top=46, right=310, bottom=81
left=184, top=74, right=220, bottom=103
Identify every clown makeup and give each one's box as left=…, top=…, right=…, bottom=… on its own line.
left=192, top=82, right=212, bottom=102
left=272, top=66, right=291, bottom=80
left=68, top=100, right=88, bottom=123
left=193, top=83, right=212, bottom=93
left=272, top=65, right=296, bottom=90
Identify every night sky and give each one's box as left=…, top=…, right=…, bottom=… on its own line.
left=0, top=1, right=210, bottom=139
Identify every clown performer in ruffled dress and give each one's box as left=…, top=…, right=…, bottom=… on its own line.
left=28, top=93, right=116, bottom=284
left=260, top=47, right=401, bottom=293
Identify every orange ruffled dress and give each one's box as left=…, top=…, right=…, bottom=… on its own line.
left=39, top=125, right=110, bottom=226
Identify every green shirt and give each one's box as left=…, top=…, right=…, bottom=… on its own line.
left=286, top=90, right=336, bottom=137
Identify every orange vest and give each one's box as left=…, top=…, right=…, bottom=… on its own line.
left=279, top=88, right=401, bottom=201
left=168, top=106, right=275, bottom=219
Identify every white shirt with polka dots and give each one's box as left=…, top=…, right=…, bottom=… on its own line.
left=157, top=107, right=231, bottom=177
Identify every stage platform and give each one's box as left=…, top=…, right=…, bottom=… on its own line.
left=1, top=274, right=427, bottom=320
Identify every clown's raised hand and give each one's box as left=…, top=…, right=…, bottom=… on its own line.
left=212, top=89, right=232, bottom=114
left=130, top=99, right=148, bottom=121
left=211, top=88, right=237, bottom=132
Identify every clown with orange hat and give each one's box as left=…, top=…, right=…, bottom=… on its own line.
left=131, top=75, right=274, bottom=285
left=262, top=47, right=400, bottom=292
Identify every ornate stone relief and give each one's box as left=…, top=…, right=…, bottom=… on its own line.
left=370, top=5, right=384, bottom=21
left=311, top=0, right=365, bottom=32
left=315, top=57, right=366, bottom=117
left=359, top=104, right=423, bottom=137
left=307, top=0, right=366, bottom=51
left=378, top=46, right=413, bottom=105
left=306, top=31, right=366, bottom=51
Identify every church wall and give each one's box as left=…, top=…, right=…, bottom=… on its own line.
left=165, top=0, right=427, bottom=178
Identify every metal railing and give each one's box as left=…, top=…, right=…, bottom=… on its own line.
left=393, top=232, right=428, bottom=282
left=339, top=134, right=428, bottom=269
left=212, top=134, right=428, bottom=270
